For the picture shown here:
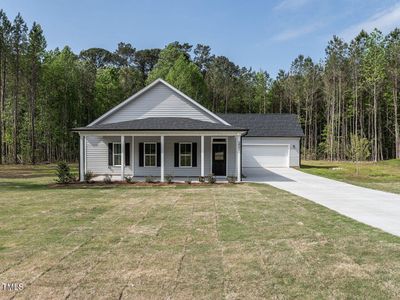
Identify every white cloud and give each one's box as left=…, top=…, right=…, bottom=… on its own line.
left=340, top=3, right=400, bottom=40
left=272, top=22, right=323, bottom=42
left=274, top=0, right=313, bottom=11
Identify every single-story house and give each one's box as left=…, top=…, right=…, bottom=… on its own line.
left=73, top=79, right=304, bottom=182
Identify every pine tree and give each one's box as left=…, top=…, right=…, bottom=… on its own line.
left=27, top=22, right=46, bottom=163
left=10, top=13, right=27, bottom=163
left=0, top=10, right=11, bottom=163
left=362, top=30, right=386, bottom=161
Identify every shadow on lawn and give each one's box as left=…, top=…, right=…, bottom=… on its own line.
left=0, top=173, right=55, bottom=179
left=301, top=164, right=339, bottom=169
left=0, top=165, right=58, bottom=179
left=0, top=181, right=52, bottom=191
left=0, top=181, right=117, bottom=191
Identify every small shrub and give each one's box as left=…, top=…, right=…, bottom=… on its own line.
left=145, top=176, right=154, bottom=183
left=69, top=173, right=78, bottom=182
left=207, top=173, right=216, bottom=184
left=103, top=174, right=112, bottom=184
left=84, top=171, right=94, bottom=183
left=227, top=176, right=237, bottom=184
left=165, top=174, right=173, bottom=184
left=346, top=133, right=371, bottom=175
left=185, top=177, right=192, bottom=184
left=125, top=176, right=136, bottom=183
left=55, top=161, right=74, bottom=183
left=198, top=176, right=205, bottom=183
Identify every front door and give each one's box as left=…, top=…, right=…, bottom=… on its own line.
left=212, top=143, right=226, bottom=176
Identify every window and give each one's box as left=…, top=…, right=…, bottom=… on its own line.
left=179, top=143, right=192, bottom=167
left=144, top=143, right=157, bottom=167
left=113, top=143, right=122, bottom=166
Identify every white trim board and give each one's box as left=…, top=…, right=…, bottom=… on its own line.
left=76, top=131, right=246, bottom=137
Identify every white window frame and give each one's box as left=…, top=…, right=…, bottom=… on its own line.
left=179, top=142, right=192, bottom=168
left=113, top=142, right=122, bottom=166
left=144, top=142, right=157, bottom=167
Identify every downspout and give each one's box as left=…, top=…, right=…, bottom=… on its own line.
left=78, top=134, right=81, bottom=181
left=299, top=137, right=302, bottom=168
left=240, top=135, right=243, bottom=181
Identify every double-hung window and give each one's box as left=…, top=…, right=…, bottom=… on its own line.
left=113, top=143, right=122, bottom=166
left=179, top=143, right=192, bottom=167
left=144, top=143, right=157, bottom=167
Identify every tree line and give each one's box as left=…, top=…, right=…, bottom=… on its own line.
left=0, top=10, right=399, bottom=164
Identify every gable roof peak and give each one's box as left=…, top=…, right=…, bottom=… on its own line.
left=88, top=78, right=230, bottom=126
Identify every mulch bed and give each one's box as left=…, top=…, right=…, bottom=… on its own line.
left=48, top=181, right=238, bottom=188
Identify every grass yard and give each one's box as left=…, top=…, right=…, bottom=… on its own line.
left=1, top=165, right=400, bottom=299
left=301, top=159, right=400, bottom=194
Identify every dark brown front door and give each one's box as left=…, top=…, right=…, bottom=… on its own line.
left=212, top=143, right=226, bottom=176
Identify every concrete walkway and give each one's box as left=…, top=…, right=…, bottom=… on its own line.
left=244, top=168, right=400, bottom=237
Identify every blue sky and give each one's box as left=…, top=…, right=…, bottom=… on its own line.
left=3, top=0, right=400, bottom=77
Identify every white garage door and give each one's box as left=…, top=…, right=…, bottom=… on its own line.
left=242, top=145, right=289, bottom=168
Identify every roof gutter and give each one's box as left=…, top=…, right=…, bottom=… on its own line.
left=72, top=129, right=248, bottom=136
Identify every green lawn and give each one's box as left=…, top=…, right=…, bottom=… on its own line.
left=1, top=165, right=400, bottom=299
left=300, top=159, right=400, bottom=194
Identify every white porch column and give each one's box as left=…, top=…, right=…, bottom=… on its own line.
left=160, top=135, right=165, bottom=182
left=201, top=135, right=204, bottom=177
left=131, top=135, right=135, bottom=176
left=121, top=135, right=125, bottom=181
left=236, top=135, right=241, bottom=182
left=79, top=135, right=84, bottom=182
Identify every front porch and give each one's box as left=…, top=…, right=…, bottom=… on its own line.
left=79, top=132, right=243, bottom=182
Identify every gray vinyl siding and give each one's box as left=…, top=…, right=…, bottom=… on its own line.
left=226, top=136, right=237, bottom=176
left=133, top=136, right=200, bottom=177
left=100, top=82, right=219, bottom=124
left=242, top=137, right=300, bottom=167
left=204, top=137, right=211, bottom=175
left=132, top=136, right=237, bottom=177
left=132, top=136, right=160, bottom=176
left=86, top=136, right=133, bottom=175
left=84, top=135, right=238, bottom=177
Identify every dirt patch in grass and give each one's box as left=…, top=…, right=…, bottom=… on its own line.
left=128, top=225, right=161, bottom=236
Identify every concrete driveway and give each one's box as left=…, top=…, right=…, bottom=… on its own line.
left=244, top=168, right=400, bottom=237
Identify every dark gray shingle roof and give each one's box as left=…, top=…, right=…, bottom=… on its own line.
left=73, top=117, right=246, bottom=131
left=218, top=113, right=304, bottom=137
left=74, top=114, right=304, bottom=137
